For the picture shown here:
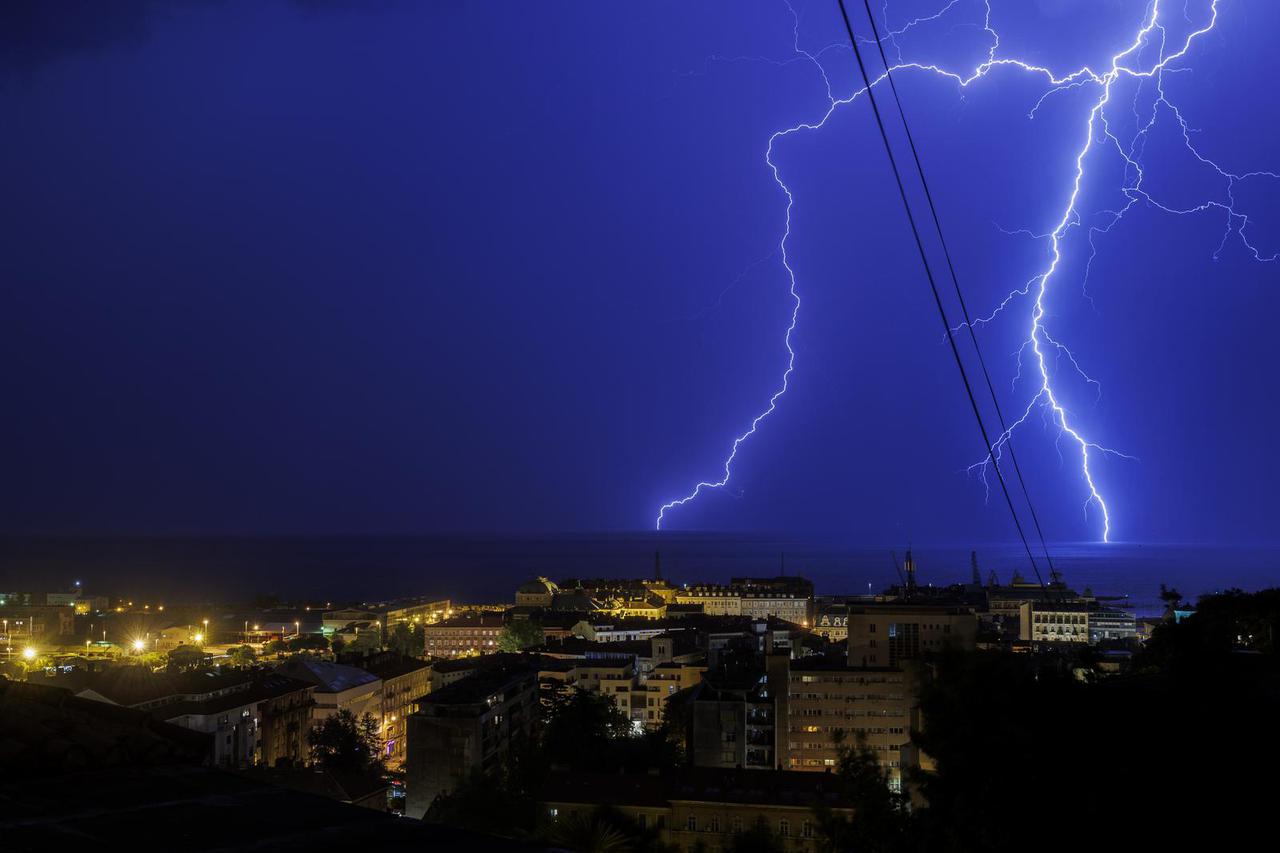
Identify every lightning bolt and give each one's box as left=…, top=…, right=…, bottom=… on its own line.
left=657, top=0, right=1276, bottom=538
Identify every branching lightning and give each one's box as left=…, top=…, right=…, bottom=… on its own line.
left=656, top=0, right=1277, bottom=539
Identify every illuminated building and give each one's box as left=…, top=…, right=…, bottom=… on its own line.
left=275, top=658, right=383, bottom=725
left=43, top=668, right=315, bottom=768
left=515, top=577, right=559, bottom=609
left=0, top=605, right=74, bottom=640
left=676, top=585, right=743, bottom=617
left=846, top=602, right=978, bottom=668
left=373, top=597, right=451, bottom=629
left=360, top=652, right=433, bottom=769
left=423, top=612, right=505, bottom=658
left=1019, top=601, right=1095, bottom=644
left=675, top=576, right=814, bottom=625
left=771, top=655, right=914, bottom=788
left=812, top=605, right=849, bottom=643
left=163, top=675, right=315, bottom=768
left=637, top=660, right=706, bottom=729
left=1088, top=608, right=1137, bottom=643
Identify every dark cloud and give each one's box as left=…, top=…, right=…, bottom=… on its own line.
left=0, top=0, right=424, bottom=78
left=0, top=0, right=156, bottom=78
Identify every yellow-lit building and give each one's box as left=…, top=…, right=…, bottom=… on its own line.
left=771, top=655, right=914, bottom=789
left=423, top=613, right=505, bottom=658
left=1019, top=600, right=1091, bottom=644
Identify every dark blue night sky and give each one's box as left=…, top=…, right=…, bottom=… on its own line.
left=3, top=0, right=1278, bottom=545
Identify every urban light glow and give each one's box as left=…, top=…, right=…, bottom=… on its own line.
left=22, top=646, right=37, bottom=660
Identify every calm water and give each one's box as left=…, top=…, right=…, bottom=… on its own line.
left=1, top=534, right=1277, bottom=616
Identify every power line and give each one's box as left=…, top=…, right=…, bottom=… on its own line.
left=854, top=0, right=1059, bottom=587
left=834, top=0, right=1046, bottom=589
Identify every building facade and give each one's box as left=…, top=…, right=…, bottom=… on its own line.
left=1019, top=601, right=1091, bottom=644
left=423, top=613, right=506, bottom=658
left=847, top=603, right=978, bottom=668
left=404, top=663, right=540, bottom=818
left=1088, top=608, right=1137, bottom=643
left=362, top=652, right=434, bottom=769
left=772, top=656, right=913, bottom=789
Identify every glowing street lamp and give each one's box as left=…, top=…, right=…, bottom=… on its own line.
left=22, top=646, right=37, bottom=661
left=193, top=633, right=204, bottom=644
left=133, top=638, right=146, bottom=652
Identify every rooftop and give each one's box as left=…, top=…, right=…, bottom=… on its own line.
left=0, top=764, right=535, bottom=851
left=37, top=667, right=252, bottom=708
left=275, top=658, right=380, bottom=693
left=160, top=675, right=314, bottom=719
left=357, top=652, right=432, bottom=681
left=430, top=612, right=506, bottom=629
left=418, top=662, right=538, bottom=708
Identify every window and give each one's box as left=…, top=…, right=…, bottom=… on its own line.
left=710, top=815, right=721, bottom=832
left=779, top=818, right=790, bottom=837
left=638, top=814, right=646, bottom=829
left=869, top=623, right=876, bottom=633
left=803, top=820, right=813, bottom=838
left=687, top=815, right=697, bottom=831
left=731, top=816, right=743, bottom=833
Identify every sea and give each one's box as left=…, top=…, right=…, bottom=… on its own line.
left=2, top=534, right=1277, bottom=618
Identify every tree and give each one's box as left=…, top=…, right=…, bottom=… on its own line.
left=287, top=633, right=330, bottom=653
left=542, top=688, right=633, bottom=772
left=549, top=806, right=664, bottom=853
left=388, top=622, right=425, bottom=658
left=166, top=644, right=206, bottom=672
left=812, top=732, right=911, bottom=853
left=343, top=627, right=382, bottom=655
left=267, top=639, right=289, bottom=655
left=498, top=620, right=544, bottom=652
left=228, top=645, right=257, bottom=667
left=308, top=709, right=384, bottom=772
left=1159, top=583, right=1185, bottom=611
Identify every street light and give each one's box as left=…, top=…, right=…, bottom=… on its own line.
left=133, top=638, right=146, bottom=652
left=193, top=633, right=204, bottom=644
left=22, top=646, right=36, bottom=660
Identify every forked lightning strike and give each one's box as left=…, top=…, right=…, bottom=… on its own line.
left=657, top=0, right=1277, bottom=539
